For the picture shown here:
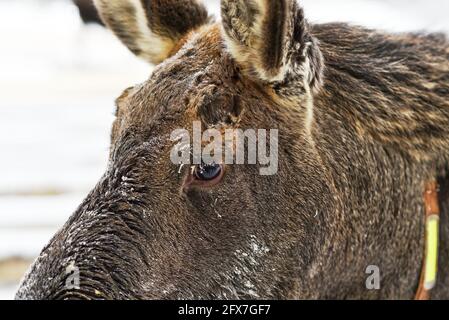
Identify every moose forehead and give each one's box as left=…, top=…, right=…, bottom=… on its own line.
left=114, top=24, right=271, bottom=136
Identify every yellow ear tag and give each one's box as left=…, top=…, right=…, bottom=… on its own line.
left=424, top=215, right=439, bottom=290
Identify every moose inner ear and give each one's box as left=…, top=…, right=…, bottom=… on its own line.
left=221, top=0, right=323, bottom=91
left=94, top=0, right=209, bottom=64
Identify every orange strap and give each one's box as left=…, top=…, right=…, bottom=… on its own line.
left=415, top=180, right=440, bottom=300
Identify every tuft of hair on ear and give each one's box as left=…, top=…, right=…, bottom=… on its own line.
left=94, top=0, right=210, bottom=64
left=221, top=0, right=323, bottom=92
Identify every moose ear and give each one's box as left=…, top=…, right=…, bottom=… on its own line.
left=221, top=0, right=323, bottom=90
left=94, top=0, right=209, bottom=64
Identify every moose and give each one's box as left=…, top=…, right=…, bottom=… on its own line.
left=16, top=0, right=448, bottom=299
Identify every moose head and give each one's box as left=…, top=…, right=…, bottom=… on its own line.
left=16, top=0, right=449, bottom=299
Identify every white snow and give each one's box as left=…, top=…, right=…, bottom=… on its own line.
left=0, top=285, right=19, bottom=301
left=0, top=0, right=448, bottom=300
left=302, top=0, right=449, bottom=34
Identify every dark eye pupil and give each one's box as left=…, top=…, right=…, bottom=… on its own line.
left=195, top=163, right=222, bottom=181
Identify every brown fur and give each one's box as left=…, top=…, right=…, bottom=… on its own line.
left=73, top=0, right=103, bottom=25
left=94, top=0, right=209, bottom=63
left=16, top=0, right=449, bottom=300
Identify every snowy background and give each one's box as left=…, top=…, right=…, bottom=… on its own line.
left=0, top=0, right=448, bottom=300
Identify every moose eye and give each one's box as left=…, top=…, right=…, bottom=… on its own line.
left=194, top=163, right=223, bottom=181
left=183, top=163, right=225, bottom=191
